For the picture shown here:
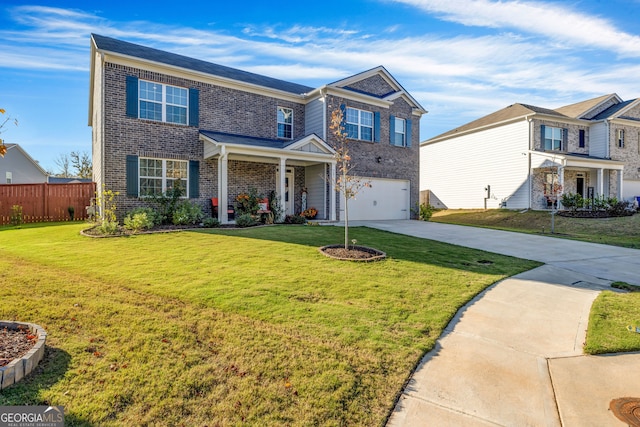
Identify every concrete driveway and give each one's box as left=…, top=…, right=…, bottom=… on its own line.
left=346, top=220, right=640, bottom=426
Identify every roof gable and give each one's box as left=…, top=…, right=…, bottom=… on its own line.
left=4, top=143, right=48, bottom=177
left=328, top=66, right=427, bottom=114
left=555, top=94, right=622, bottom=119
left=91, top=34, right=314, bottom=95
left=592, top=98, right=640, bottom=120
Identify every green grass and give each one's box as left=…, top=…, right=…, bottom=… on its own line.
left=585, top=290, right=640, bottom=354
left=0, top=222, right=539, bottom=426
left=430, top=209, right=640, bottom=248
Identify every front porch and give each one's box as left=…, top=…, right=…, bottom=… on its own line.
left=531, top=152, right=625, bottom=210
left=200, top=131, right=337, bottom=223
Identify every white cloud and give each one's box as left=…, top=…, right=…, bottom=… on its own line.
left=393, top=0, right=640, bottom=57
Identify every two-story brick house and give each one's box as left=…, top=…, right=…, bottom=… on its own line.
left=89, top=34, right=426, bottom=222
left=420, top=94, right=640, bottom=210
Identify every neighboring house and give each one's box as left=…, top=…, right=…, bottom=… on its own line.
left=421, top=94, right=640, bottom=210
left=88, top=34, right=427, bottom=223
left=0, top=143, right=49, bottom=184
left=48, top=177, right=93, bottom=184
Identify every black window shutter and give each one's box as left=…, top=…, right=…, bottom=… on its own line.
left=126, top=76, right=139, bottom=118
left=189, top=88, right=199, bottom=127
left=339, top=104, right=346, bottom=134
left=389, top=115, right=396, bottom=145
left=374, top=112, right=380, bottom=142
left=126, top=155, right=139, bottom=197
left=540, top=125, right=546, bottom=149
left=562, top=128, right=568, bottom=150
left=189, top=160, right=199, bottom=198
left=579, top=129, right=585, bottom=147
left=406, top=119, right=412, bottom=147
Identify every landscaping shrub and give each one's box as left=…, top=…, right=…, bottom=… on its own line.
left=235, top=213, right=258, bottom=227
left=10, top=205, right=23, bottom=226
left=236, top=188, right=260, bottom=216
left=561, top=193, right=584, bottom=212
left=123, top=208, right=156, bottom=232
left=172, top=200, right=204, bottom=225
left=150, top=183, right=185, bottom=224
left=202, top=217, right=220, bottom=228
left=418, top=203, right=435, bottom=221
left=284, top=214, right=306, bottom=224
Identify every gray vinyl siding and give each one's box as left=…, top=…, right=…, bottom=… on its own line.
left=0, top=148, right=48, bottom=184
left=304, top=97, right=325, bottom=139
left=421, top=120, right=530, bottom=209
left=305, top=164, right=326, bottom=219
left=589, top=122, right=608, bottom=158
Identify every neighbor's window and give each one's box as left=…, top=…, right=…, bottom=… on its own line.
left=5, top=171, right=12, bottom=184
left=139, top=158, right=188, bottom=197
left=277, top=107, right=293, bottom=139
left=544, top=126, right=563, bottom=150
left=346, top=107, right=373, bottom=141
left=544, top=172, right=559, bottom=196
left=394, top=117, right=406, bottom=147
left=139, top=80, right=188, bottom=125
left=617, top=129, right=625, bottom=148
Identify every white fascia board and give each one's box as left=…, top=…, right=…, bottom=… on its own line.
left=580, top=94, right=623, bottom=119
left=319, top=86, right=393, bottom=109
left=331, top=66, right=395, bottom=90
left=530, top=150, right=625, bottom=170
left=200, top=134, right=334, bottom=163
left=285, top=134, right=336, bottom=154
left=101, top=52, right=307, bottom=104
left=609, top=117, right=640, bottom=127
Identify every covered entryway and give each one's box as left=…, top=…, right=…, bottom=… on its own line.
left=343, top=178, right=410, bottom=220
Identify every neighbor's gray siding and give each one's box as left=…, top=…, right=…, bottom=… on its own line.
left=0, top=148, right=48, bottom=184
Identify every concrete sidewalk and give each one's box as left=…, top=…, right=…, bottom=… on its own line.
left=342, top=221, right=640, bottom=426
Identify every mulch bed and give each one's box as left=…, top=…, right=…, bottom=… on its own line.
left=557, top=210, right=635, bottom=218
left=0, top=326, right=37, bottom=367
left=319, top=245, right=386, bottom=262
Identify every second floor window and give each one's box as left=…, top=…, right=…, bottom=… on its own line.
left=139, top=158, right=188, bottom=197
left=617, top=129, right=625, bottom=148
left=277, top=107, right=293, bottom=139
left=139, top=80, right=188, bottom=125
left=393, top=118, right=406, bottom=147
left=544, top=126, right=563, bottom=151
left=346, top=107, right=373, bottom=141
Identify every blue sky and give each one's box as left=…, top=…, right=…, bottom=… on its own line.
left=1, top=0, right=640, bottom=173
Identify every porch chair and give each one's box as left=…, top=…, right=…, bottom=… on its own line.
left=211, top=197, right=235, bottom=220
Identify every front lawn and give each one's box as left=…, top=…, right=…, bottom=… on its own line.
left=0, top=223, right=538, bottom=426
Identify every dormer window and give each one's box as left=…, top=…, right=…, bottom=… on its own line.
left=277, top=107, right=293, bottom=139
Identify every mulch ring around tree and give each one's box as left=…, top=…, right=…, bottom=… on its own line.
left=0, top=326, right=37, bottom=367
left=319, top=245, right=386, bottom=262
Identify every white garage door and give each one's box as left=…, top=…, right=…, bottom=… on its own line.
left=342, top=177, right=410, bottom=220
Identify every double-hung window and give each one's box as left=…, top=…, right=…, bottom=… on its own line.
left=346, top=107, right=373, bottom=141
left=617, top=129, right=625, bottom=148
left=393, top=117, right=406, bottom=146
left=139, top=158, right=188, bottom=197
left=277, top=107, right=293, bottom=139
left=139, top=80, right=188, bottom=125
left=544, top=126, right=563, bottom=150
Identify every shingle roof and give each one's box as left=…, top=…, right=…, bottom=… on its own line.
left=427, top=103, right=566, bottom=142
left=91, top=34, right=314, bottom=95
left=554, top=94, right=616, bottom=119
left=592, top=99, right=639, bottom=120
left=199, top=130, right=297, bottom=149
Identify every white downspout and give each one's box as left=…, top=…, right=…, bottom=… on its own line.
left=527, top=117, right=534, bottom=209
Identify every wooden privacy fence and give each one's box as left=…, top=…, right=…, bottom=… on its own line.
left=0, top=182, right=96, bottom=225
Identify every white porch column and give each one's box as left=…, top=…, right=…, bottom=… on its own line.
left=279, top=157, right=287, bottom=218
left=597, top=168, right=604, bottom=197
left=330, top=161, right=337, bottom=221
left=218, top=151, right=229, bottom=224
left=557, top=166, right=565, bottom=209
left=617, top=170, right=624, bottom=200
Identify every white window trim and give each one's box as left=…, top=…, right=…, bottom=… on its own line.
left=277, top=106, right=293, bottom=139
left=139, top=158, right=189, bottom=197
left=139, top=80, right=188, bottom=125
left=346, top=107, right=373, bottom=141
left=544, top=126, right=563, bottom=151
left=6, top=171, right=12, bottom=184
left=394, top=117, right=406, bottom=147
left=618, top=129, right=625, bottom=148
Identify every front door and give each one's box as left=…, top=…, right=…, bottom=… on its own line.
left=277, top=167, right=295, bottom=215
left=577, top=176, right=585, bottom=198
